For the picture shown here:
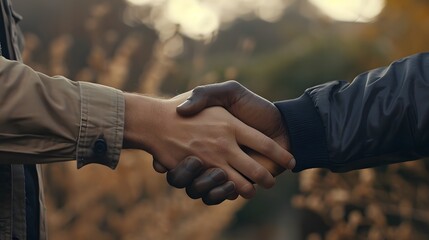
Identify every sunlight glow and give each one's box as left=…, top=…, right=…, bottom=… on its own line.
left=125, top=0, right=292, bottom=41
left=308, top=0, right=386, bottom=22
left=127, top=0, right=165, bottom=6
left=166, top=0, right=219, bottom=39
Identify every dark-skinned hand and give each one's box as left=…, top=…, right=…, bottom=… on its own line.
left=154, top=81, right=295, bottom=205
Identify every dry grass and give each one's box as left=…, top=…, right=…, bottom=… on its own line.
left=294, top=160, right=429, bottom=240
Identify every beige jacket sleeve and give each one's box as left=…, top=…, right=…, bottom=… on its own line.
left=0, top=57, right=125, bottom=169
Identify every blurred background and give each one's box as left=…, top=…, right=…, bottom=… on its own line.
left=12, top=0, right=429, bottom=239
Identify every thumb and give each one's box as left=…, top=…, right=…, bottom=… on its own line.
left=176, top=87, right=211, bottom=117
left=153, top=158, right=168, bottom=173
left=176, top=81, right=242, bottom=117
left=176, top=98, right=206, bottom=117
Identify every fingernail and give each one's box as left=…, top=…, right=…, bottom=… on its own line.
left=185, top=157, right=203, bottom=171
left=223, top=182, right=236, bottom=195
left=211, top=169, right=227, bottom=183
left=177, top=99, right=191, bottom=108
left=288, top=158, right=296, bottom=170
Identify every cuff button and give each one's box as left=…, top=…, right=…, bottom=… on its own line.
left=93, top=138, right=107, bottom=157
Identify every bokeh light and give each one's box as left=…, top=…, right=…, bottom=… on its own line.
left=165, top=0, right=219, bottom=40
left=125, top=0, right=293, bottom=41
left=308, top=0, right=386, bottom=22
left=14, top=0, right=429, bottom=239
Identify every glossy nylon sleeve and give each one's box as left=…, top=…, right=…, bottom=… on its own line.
left=276, top=53, right=429, bottom=172
left=0, top=57, right=124, bottom=169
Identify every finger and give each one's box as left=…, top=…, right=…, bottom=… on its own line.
left=226, top=191, right=239, bottom=200
left=186, top=166, right=256, bottom=200
left=247, top=150, right=286, bottom=177
left=223, top=166, right=256, bottom=199
left=234, top=120, right=295, bottom=170
left=153, top=158, right=168, bottom=173
left=186, top=168, right=228, bottom=199
left=166, top=156, right=204, bottom=189
left=176, top=89, right=210, bottom=117
left=228, top=146, right=276, bottom=189
left=202, top=181, right=236, bottom=205
left=176, top=80, right=244, bottom=117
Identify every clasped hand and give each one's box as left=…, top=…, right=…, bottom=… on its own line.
left=123, top=81, right=295, bottom=204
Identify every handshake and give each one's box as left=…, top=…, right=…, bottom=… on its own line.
left=123, top=81, right=295, bottom=205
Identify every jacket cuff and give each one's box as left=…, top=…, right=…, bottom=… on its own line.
left=76, top=82, right=125, bottom=169
left=274, top=93, right=330, bottom=172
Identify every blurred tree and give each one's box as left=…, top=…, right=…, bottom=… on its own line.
left=14, top=0, right=247, bottom=239
left=365, top=0, right=429, bottom=60
left=12, top=0, right=429, bottom=239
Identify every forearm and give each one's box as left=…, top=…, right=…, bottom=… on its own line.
left=122, top=93, right=164, bottom=153
left=0, top=57, right=124, bottom=168
left=276, top=53, right=429, bottom=172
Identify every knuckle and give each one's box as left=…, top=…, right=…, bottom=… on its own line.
left=214, top=137, right=231, bottom=153
left=225, top=80, right=241, bottom=90
left=192, top=86, right=206, bottom=97
left=224, top=80, right=245, bottom=96
left=217, top=138, right=230, bottom=151
left=188, top=139, right=204, bottom=151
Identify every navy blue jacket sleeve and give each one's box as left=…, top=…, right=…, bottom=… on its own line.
left=275, top=53, right=429, bottom=172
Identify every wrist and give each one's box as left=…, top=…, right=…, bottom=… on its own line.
left=122, top=93, right=165, bottom=152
